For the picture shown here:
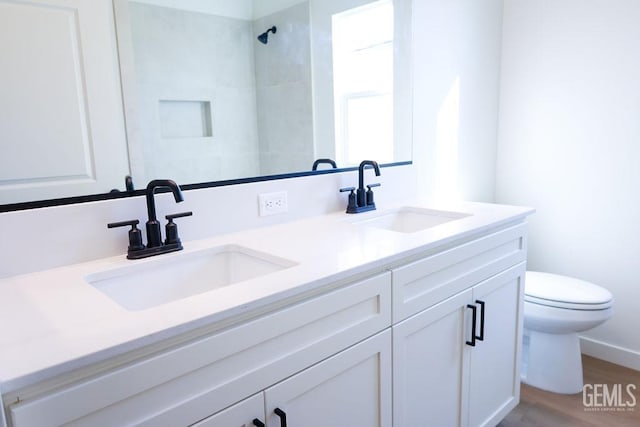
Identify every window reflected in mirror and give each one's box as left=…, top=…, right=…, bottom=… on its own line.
left=332, top=0, right=394, bottom=165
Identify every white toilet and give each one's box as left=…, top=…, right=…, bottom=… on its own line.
left=521, top=271, right=613, bottom=394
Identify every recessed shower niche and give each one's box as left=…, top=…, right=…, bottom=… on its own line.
left=158, top=100, right=213, bottom=139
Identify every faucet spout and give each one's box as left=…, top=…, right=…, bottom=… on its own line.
left=357, top=160, right=381, bottom=208
left=145, top=179, right=184, bottom=247
left=146, top=179, right=184, bottom=223
left=358, top=160, right=380, bottom=191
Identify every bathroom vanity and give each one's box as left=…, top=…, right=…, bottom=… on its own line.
left=0, top=201, right=532, bottom=427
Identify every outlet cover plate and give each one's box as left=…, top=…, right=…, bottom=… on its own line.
left=259, top=191, right=288, bottom=216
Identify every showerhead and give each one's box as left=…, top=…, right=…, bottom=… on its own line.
left=257, top=26, right=277, bottom=44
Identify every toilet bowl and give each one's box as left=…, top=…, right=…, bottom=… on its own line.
left=521, top=271, right=613, bottom=394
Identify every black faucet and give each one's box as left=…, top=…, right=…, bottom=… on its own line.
left=145, top=179, right=184, bottom=248
left=339, top=160, right=381, bottom=214
left=108, top=179, right=192, bottom=259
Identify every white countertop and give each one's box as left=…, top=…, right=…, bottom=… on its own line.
left=0, top=200, right=533, bottom=394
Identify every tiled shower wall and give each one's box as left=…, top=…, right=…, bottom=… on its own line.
left=253, top=3, right=315, bottom=175
left=128, top=2, right=261, bottom=184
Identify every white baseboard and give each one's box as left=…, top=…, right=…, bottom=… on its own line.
left=580, top=336, right=640, bottom=372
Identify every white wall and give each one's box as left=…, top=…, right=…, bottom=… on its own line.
left=412, top=0, right=503, bottom=203
left=497, top=0, right=640, bottom=369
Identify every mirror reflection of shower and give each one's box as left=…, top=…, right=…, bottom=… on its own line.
left=113, top=0, right=411, bottom=189
left=257, top=26, right=277, bottom=44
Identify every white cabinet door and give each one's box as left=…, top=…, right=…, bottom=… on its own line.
left=192, top=393, right=265, bottom=427
left=264, top=330, right=392, bottom=427
left=0, top=0, right=129, bottom=204
left=468, top=263, right=525, bottom=427
left=393, top=262, right=526, bottom=427
left=393, top=288, right=473, bottom=427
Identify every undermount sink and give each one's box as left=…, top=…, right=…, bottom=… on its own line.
left=86, top=245, right=297, bottom=311
left=352, top=207, right=471, bottom=233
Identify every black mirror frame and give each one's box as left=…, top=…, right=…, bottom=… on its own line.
left=0, top=161, right=411, bottom=213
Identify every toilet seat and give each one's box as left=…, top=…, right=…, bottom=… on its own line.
left=525, top=271, right=613, bottom=311
left=524, top=295, right=612, bottom=310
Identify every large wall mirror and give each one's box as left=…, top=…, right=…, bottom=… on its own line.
left=0, top=0, right=412, bottom=210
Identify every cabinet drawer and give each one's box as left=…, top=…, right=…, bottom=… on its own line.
left=9, top=273, right=391, bottom=427
left=392, top=223, right=526, bottom=322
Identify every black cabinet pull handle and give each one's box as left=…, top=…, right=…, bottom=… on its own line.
left=252, top=419, right=265, bottom=427
left=274, top=408, right=287, bottom=427
left=475, top=300, right=485, bottom=341
left=466, top=304, right=477, bottom=347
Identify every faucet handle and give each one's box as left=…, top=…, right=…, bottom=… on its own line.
left=166, top=211, right=193, bottom=221
left=107, top=219, right=145, bottom=252
left=366, top=183, right=381, bottom=206
left=107, top=219, right=139, bottom=229
left=164, top=211, right=193, bottom=245
left=340, top=187, right=358, bottom=213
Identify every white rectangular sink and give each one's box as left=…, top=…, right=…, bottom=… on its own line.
left=86, top=245, right=297, bottom=311
left=352, top=207, right=471, bottom=233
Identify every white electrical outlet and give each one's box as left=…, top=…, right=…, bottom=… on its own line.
left=259, top=191, right=288, bottom=216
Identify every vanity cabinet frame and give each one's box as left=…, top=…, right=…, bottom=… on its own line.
left=4, top=221, right=528, bottom=427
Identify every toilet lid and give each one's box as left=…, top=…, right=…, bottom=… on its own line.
left=525, top=271, right=613, bottom=309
